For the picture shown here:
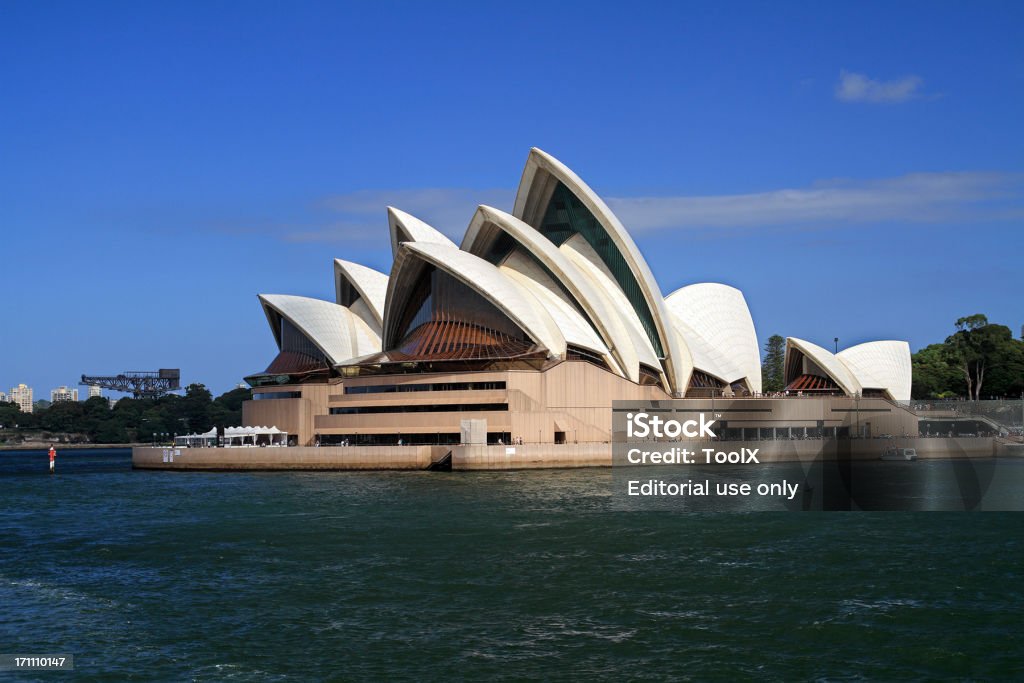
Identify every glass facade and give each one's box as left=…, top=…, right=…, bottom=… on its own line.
left=566, top=344, right=609, bottom=371
left=253, top=391, right=303, bottom=400
left=638, top=364, right=663, bottom=387
left=536, top=182, right=664, bottom=358
left=280, top=317, right=329, bottom=365
left=336, top=274, right=359, bottom=308
left=246, top=314, right=333, bottom=386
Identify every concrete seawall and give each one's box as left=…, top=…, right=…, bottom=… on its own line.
left=451, top=443, right=611, bottom=470
left=132, top=444, right=611, bottom=471
left=133, top=438, right=1006, bottom=472
left=132, top=445, right=446, bottom=471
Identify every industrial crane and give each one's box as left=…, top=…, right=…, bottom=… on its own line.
left=80, top=369, right=181, bottom=399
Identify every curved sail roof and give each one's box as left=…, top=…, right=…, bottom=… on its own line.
left=837, top=341, right=912, bottom=401
left=668, top=313, right=742, bottom=384
left=786, top=337, right=862, bottom=397
left=251, top=148, right=909, bottom=402
left=461, top=205, right=636, bottom=379
left=559, top=233, right=663, bottom=372
left=665, top=283, right=762, bottom=393
left=333, top=259, right=388, bottom=329
left=498, top=249, right=612, bottom=360
left=382, top=241, right=566, bottom=358
left=259, top=294, right=381, bottom=366
left=512, top=147, right=687, bottom=395
left=387, top=207, right=456, bottom=259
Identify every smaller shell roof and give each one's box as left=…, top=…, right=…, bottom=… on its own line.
left=837, top=340, right=912, bottom=401
left=787, top=337, right=862, bottom=397
left=259, top=294, right=381, bottom=366
left=668, top=313, right=745, bottom=384
left=387, top=207, right=456, bottom=258
left=664, top=283, right=761, bottom=392
left=333, top=259, right=389, bottom=327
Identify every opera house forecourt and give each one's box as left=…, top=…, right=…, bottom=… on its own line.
left=134, top=148, right=921, bottom=471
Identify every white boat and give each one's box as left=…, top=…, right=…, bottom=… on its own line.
left=880, top=447, right=918, bottom=461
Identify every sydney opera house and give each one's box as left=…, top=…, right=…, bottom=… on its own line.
left=241, top=149, right=911, bottom=447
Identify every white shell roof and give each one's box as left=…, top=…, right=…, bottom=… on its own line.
left=253, top=148, right=911, bottom=402
left=668, top=313, right=744, bottom=384
left=259, top=294, right=381, bottom=366
left=386, top=241, right=567, bottom=358
left=387, top=207, right=456, bottom=259
left=461, top=205, right=636, bottom=380
left=786, top=337, right=862, bottom=397
left=837, top=341, right=912, bottom=401
left=499, top=249, right=612, bottom=359
left=560, top=234, right=663, bottom=371
left=665, top=283, right=762, bottom=393
left=512, top=147, right=686, bottom=395
left=333, top=259, right=388, bottom=329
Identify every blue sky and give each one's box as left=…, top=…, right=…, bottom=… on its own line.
left=2, top=1, right=1022, bottom=397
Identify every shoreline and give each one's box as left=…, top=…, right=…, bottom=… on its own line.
left=132, top=438, right=1016, bottom=472
left=0, top=443, right=143, bottom=452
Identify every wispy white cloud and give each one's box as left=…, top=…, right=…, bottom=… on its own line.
left=835, top=69, right=924, bottom=103
left=238, top=172, right=1019, bottom=245
left=606, top=172, right=1022, bottom=232
left=315, top=188, right=513, bottom=242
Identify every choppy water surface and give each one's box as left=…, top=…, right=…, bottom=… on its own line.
left=1, top=449, right=1021, bottom=680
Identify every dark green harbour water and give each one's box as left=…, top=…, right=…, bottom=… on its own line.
left=1, top=449, right=1022, bottom=680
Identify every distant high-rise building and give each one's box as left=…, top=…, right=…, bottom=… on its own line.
left=51, top=386, right=79, bottom=403
left=0, top=391, right=7, bottom=403
left=10, top=384, right=33, bottom=413
left=88, top=385, right=103, bottom=399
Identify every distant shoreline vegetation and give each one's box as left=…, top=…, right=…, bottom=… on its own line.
left=908, top=315, right=1023, bottom=400
left=0, top=386, right=248, bottom=446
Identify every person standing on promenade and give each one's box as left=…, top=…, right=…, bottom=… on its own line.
left=48, top=445, right=57, bottom=474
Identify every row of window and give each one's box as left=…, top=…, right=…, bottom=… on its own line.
left=344, top=381, right=507, bottom=395
left=252, top=391, right=303, bottom=400
left=329, top=403, right=508, bottom=415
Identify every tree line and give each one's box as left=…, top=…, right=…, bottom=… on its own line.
left=0, top=385, right=249, bottom=444
left=760, top=314, right=1024, bottom=400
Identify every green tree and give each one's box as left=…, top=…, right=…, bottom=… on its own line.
left=945, top=314, right=1007, bottom=400
left=0, top=402, right=22, bottom=430
left=180, top=383, right=214, bottom=433
left=761, top=334, right=786, bottom=393
left=40, top=400, right=84, bottom=433
left=79, top=396, right=111, bottom=440
left=210, top=387, right=249, bottom=428
left=971, top=325, right=1024, bottom=398
left=911, top=343, right=962, bottom=399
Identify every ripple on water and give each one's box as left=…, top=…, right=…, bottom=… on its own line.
left=1, top=449, right=1023, bottom=680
